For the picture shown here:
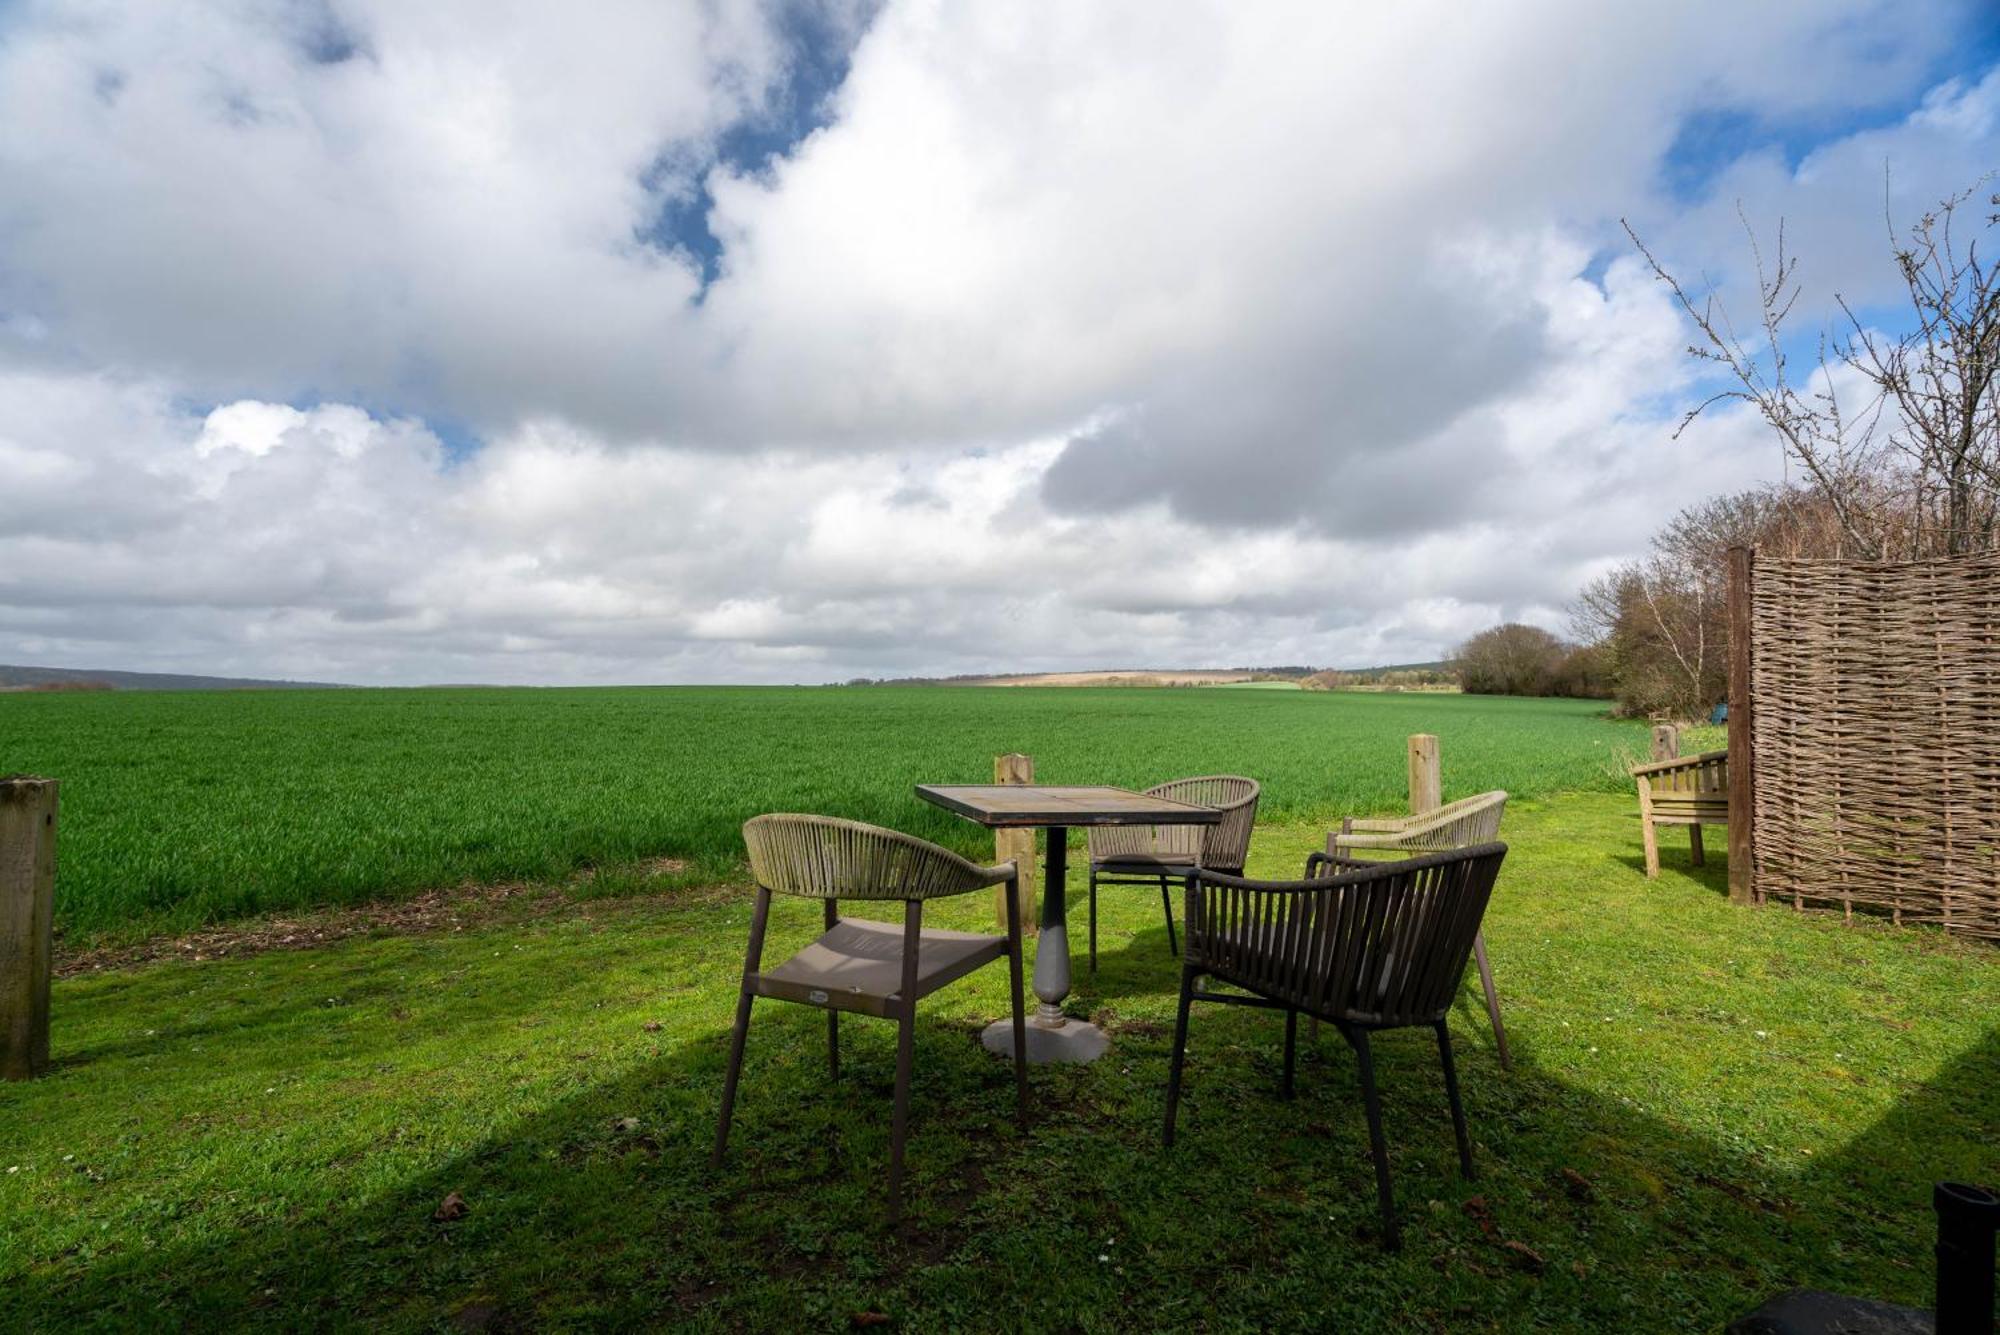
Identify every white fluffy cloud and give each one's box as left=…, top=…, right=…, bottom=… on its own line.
left=0, top=0, right=1995, bottom=682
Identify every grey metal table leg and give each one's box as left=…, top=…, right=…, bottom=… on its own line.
left=982, top=824, right=1108, bottom=1063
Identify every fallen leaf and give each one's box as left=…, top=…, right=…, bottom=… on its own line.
left=851, top=1312, right=892, bottom=1328
left=1461, top=1195, right=1497, bottom=1239
left=642, top=1021, right=663, bottom=1033
left=433, top=1191, right=469, bottom=1222
left=1502, top=1240, right=1546, bottom=1273
left=1560, top=1167, right=1596, bottom=1202
left=616, top=1117, right=641, bottom=1133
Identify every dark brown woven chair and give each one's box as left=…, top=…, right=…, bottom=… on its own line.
left=1086, top=775, right=1259, bottom=970
left=713, top=814, right=1029, bottom=1224
left=1162, top=842, right=1508, bottom=1249
left=1328, top=790, right=1512, bottom=1069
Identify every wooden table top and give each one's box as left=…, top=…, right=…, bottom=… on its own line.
left=914, top=784, right=1224, bottom=828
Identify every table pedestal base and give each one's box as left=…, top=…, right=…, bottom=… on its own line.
left=980, top=1015, right=1109, bottom=1064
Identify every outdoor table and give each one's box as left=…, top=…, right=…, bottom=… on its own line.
left=914, top=783, right=1223, bottom=1063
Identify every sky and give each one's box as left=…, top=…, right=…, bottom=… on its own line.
left=1, top=0, right=1998, bottom=686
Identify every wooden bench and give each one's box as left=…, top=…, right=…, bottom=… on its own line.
left=1631, top=749, right=1728, bottom=878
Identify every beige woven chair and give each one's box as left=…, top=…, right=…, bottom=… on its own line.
left=713, top=814, right=1028, bottom=1224
left=1327, top=790, right=1511, bottom=1069
left=1085, top=775, right=1260, bottom=971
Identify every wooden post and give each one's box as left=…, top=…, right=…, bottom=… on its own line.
left=1726, top=546, right=1757, bottom=906
left=1407, top=734, right=1441, bottom=816
left=2, top=776, right=57, bottom=1081
left=1651, top=724, right=1681, bottom=762
left=993, top=754, right=1038, bottom=936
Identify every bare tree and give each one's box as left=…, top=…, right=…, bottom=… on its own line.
left=1625, top=179, right=2000, bottom=559
left=1571, top=486, right=1860, bottom=718
left=1843, top=185, right=2000, bottom=553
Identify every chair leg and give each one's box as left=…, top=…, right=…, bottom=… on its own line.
left=1159, top=877, right=1179, bottom=957
left=1005, top=875, right=1029, bottom=1131
left=1088, top=872, right=1098, bottom=973
left=825, top=899, right=841, bottom=1078
left=887, top=899, right=922, bottom=1225
left=1641, top=814, right=1661, bottom=878
left=1689, top=823, right=1706, bottom=867
left=1162, top=965, right=1196, bottom=1148
left=1435, top=1021, right=1475, bottom=1181
left=1470, top=932, right=1511, bottom=1071
left=888, top=1007, right=914, bottom=1224
left=712, top=984, right=755, bottom=1167
left=1348, top=1026, right=1401, bottom=1250
left=713, top=887, right=772, bottom=1168
left=1282, top=1009, right=1298, bottom=1099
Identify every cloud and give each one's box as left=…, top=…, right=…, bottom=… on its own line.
left=0, top=1, right=1996, bottom=682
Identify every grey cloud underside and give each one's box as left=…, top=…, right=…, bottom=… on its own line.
left=1042, top=292, right=1547, bottom=533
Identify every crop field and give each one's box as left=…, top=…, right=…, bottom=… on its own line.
left=2, top=686, right=1647, bottom=942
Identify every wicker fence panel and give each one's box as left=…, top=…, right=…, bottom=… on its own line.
left=1750, top=552, right=2000, bottom=940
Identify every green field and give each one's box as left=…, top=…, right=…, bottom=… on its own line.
left=3, top=687, right=1647, bottom=943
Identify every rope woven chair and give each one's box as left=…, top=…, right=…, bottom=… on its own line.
left=1162, top=843, right=1508, bottom=1249
left=1326, top=790, right=1512, bottom=1069
left=1086, top=775, right=1260, bottom=970
left=713, top=814, right=1029, bottom=1225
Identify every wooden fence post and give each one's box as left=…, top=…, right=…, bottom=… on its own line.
left=1408, top=734, right=1441, bottom=816
left=1726, top=546, right=1757, bottom=906
left=2, top=776, right=57, bottom=1081
left=993, top=754, right=1038, bottom=936
left=1651, top=724, right=1681, bottom=763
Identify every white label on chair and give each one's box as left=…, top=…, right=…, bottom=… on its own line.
left=808, top=989, right=830, bottom=1005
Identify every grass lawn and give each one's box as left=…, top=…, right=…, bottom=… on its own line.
left=3, top=793, right=1994, bottom=1330
left=2, top=686, right=1647, bottom=942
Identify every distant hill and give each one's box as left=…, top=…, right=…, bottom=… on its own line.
left=0, top=664, right=344, bottom=692
left=850, top=665, right=1331, bottom=688
left=839, top=662, right=1462, bottom=691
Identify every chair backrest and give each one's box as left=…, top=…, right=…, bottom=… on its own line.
left=1189, top=843, right=1506, bottom=1028
left=1409, top=790, right=1507, bottom=849
left=1143, top=775, right=1261, bottom=869
left=742, top=814, right=1005, bottom=900
left=1633, top=751, right=1728, bottom=801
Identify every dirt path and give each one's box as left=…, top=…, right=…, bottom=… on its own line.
left=55, top=859, right=703, bottom=979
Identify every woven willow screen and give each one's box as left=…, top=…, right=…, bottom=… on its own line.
left=1749, top=552, right=2000, bottom=940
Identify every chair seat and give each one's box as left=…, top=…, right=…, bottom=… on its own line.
left=757, top=917, right=1007, bottom=1017
left=1094, top=852, right=1199, bottom=871
left=1094, top=853, right=1246, bottom=875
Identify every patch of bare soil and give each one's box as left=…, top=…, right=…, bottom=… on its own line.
left=55, top=858, right=705, bottom=979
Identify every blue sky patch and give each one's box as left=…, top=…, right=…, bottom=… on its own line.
left=638, top=0, right=882, bottom=292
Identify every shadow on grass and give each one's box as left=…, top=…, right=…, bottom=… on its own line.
left=23, top=1011, right=1992, bottom=1327
left=15, top=956, right=1994, bottom=1329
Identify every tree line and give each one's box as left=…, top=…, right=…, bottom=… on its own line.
left=1456, top=178, right=2000, bottom=718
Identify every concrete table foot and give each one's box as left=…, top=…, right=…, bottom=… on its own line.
left=981, top=1016, right=1110, bottom=1064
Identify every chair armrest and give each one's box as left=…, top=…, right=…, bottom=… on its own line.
left=921, top=859, right=1018, bottom=899
left=1305, top=851, right=1371, bottom=877
left=1329, top=829, right=1418, bottom=852
left=1343, top=815, right=1413, bottom=834
left=1334, top=805, right=1464, bottom=849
